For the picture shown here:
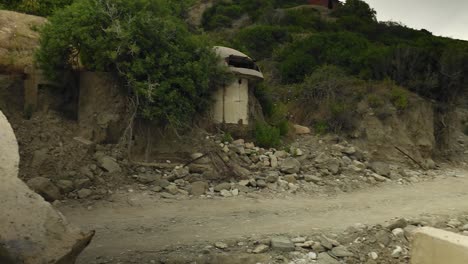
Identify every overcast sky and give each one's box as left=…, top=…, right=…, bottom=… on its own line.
left=361, top=0, right=468, bottom=41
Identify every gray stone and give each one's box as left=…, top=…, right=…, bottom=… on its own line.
left=387, top=218, right=408, bottom=230
left=215, top=242, right=228, bottom=249
left=165, top=185, right=179, bottom=195
left=74, top=178, right=92, bottom=189
left=271, top=237, right=295, bottom=251
left=280, top=158, right=301, bottom=174
left=318, top=235, right=339, bottom=250
left=152, top=186, right=162, bottom=192
left=77, top=188, right=92, bottom=199
left=214, top=182, right=231, bottom=192
left=317, top=253, right=340, bottom=264
left=160, top=192, right=175, bottom=199
left=312, top=242, right=326, bottom=253
left=190, top=153, right=211, bottom=164
left=283, top=174, right=297, bottom=184
left=343, top=147, right=356, bottom=155
left=27, top=177, right=62, bottom=202
left=173, top=166, right=189, bottom=179
left=220, top=189, right=232, bottom=197
left=31, top=148, right=48, bottom=168
left=136, top=173, right=160, bottom=184
left=372, top=173, right=387, bottom=182
left=190, top=181, right=208, bottom=196
left=270, top=155, right=278, bottom=168
left=98, top=156, right=121, bottom=173
left=330, top=246, right=354, bottom=257
left=304, top=175, right=322, bottom=183
left=266, top=174, right=278, bottom=183
left=327, top=159, right=341, bottom=175
left=56, top=180, right=74, bottom=193
left=256, top=179, right=267, bottom=188
left=274, top=150, right=288, bottom=158
left=370, top=162, right=390, bottom=176
left=376, top=230, right=391, bottom=246
left=252, top=244, right=269, bottom=254
left=157, top=179, right=171, bottom=188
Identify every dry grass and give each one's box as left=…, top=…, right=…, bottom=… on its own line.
left=0, top=10, right=46, bottom=73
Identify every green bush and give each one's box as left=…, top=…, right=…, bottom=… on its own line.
left=36, top=0, right=229, bottom=128
left=233, top=25, right=291, bottom=60
left=367, top=94, right=384, bottom=108
left=254, top=122, right=281, bottom=148
left=314, top=120, right=328, bottom=135
left=390, top=87, right=409, bottom=111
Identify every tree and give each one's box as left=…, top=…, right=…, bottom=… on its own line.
left=332, top=0, right=376, bottom=21
left=36, top=0, right=229, bottom=128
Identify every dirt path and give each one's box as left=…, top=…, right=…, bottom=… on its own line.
left=60, top=170, right=468, bottom=263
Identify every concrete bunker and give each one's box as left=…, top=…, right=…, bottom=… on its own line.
left=212, top=46, right=264, bottom=126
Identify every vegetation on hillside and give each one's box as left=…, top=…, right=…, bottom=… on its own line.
left=36, top=0, right=228, bottom=128
left=204, top=0, right=468, bottom=138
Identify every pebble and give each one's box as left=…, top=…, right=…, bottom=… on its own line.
left=215, top=242, right=228, bottom=250
left=252, top=244, right=269, bottom=254
left=391, top=246, right=403, bottom=258
left=369, top=252, right=378, bottom=260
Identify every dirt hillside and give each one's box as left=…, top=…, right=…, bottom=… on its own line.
left=0, top=10, right=46, bottom=73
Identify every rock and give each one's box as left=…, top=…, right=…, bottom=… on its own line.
left=256, top=179, right=267, bottom=188
left=327, top=159, right=340, bottom=175
left=252, top=244, right=269, bottom=254
left=274, top=150, right=288, bottom=159
left=98, top=156, right=121, bottom=173
left=424, top=159, right=436, bottom=169
left=369, top=252, right=378, bottom=260
left=173, top=167, right=189, bottom=179
left=77, top=188, right=92, bottom=199
left=283, top=174, right=297, bottom=184
left=391, top=246, right=402, bottom=258
left=231, top=189, right=239, bottom=196
left=404, top=225, right=418, bottom=240
left=375, top=230, right=391, bottom=246
left=447, top=218, right=463, bottom=228
left=343, top=147, right=356, bottom=155
left=190, top=181, right=208, bottom=196
left=160, top=192, right=175, bottom=199
left=266, top=174, right=278, bottom=183
left=317, top=252, right=340, bottom=264
left=238, top=179, right=250, bottom=186
left=215, top=242, right=228, bottom=250
left=214, top=182, right=231, bottom=192
left=461, top=224, right=468, bottom=231
left=136, top=173, right=160, bottom=184
left=369, top=162, right=390, bottom=176
left=232, top=164, right=251, bottom=177
left=318, top=235, right=339, bottom=250
left=270, top=155, right=278, bottom=168
left=232, top=139, right=245, bottom=145
left=157, top=179, right=171, bottom=188
left=245, top=142, right=255, bottom=149
left=392, top=228, right=405, bottom=239
left=314, top=153, right=330, bottom=164
left=27, top=177, right=62, bottom=202
left=165, top=184, right=180, bottom=195
left=372, top=173, right=387, bottom=182
left=271, top=237, right=295, bottom=251
left=304, top=175, right=322, bottom=183
left=56, top=180, right=74, bottom=193
left=152, top=186, right=162, bottom=192
left=330, top=246, right=354, bottom=257
left=280, top=158, right=301, bottom=174
left=31, top=148, right=48, bottom=168
left=311, top=242, right=326, bottom=253
left=190, top=153, right=211, bottom=164
left=387, top=218, right=408, bottom=230
left=220, top=189, right=232, bottom=197
left=74, top=178, right=92, bottom=189
left=291, top=237, right=307, bottom=243
left=293, top=124, right=311, bottom=134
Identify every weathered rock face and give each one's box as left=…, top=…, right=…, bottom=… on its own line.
left=0, top=111, right=94, bottom=263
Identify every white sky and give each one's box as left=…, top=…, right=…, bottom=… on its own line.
left=361, top=0, right=468, bottom=41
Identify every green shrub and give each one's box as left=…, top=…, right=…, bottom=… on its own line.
left=254, top=122, right=281, bottom=148
left=390, top=87, right=408, bottom=111
left=314, top=121, right=328, bottom=135
left=367, top=94, right=384, bottom=108
left=233, top=25, right=291, bottom=60
left=221, top=132, right=233, bottom=143
left=36, top=0, right=229, bottom=128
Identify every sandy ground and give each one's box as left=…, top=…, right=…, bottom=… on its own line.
left=56, top=169, right=468, bottom=263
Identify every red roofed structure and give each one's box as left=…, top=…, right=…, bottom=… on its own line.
left=308, top=0, right=340, bottom=9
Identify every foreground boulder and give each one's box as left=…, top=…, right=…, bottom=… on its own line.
left=0, top=111, right=94, bottom=263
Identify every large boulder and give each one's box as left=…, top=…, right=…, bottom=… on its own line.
left=280, top=158, right=301, bottom=174
left=27, top=177, right=62, bottom=202
left=370, top=161, right=391, bottom=176
left=0, top=111, right=94, bottom=263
